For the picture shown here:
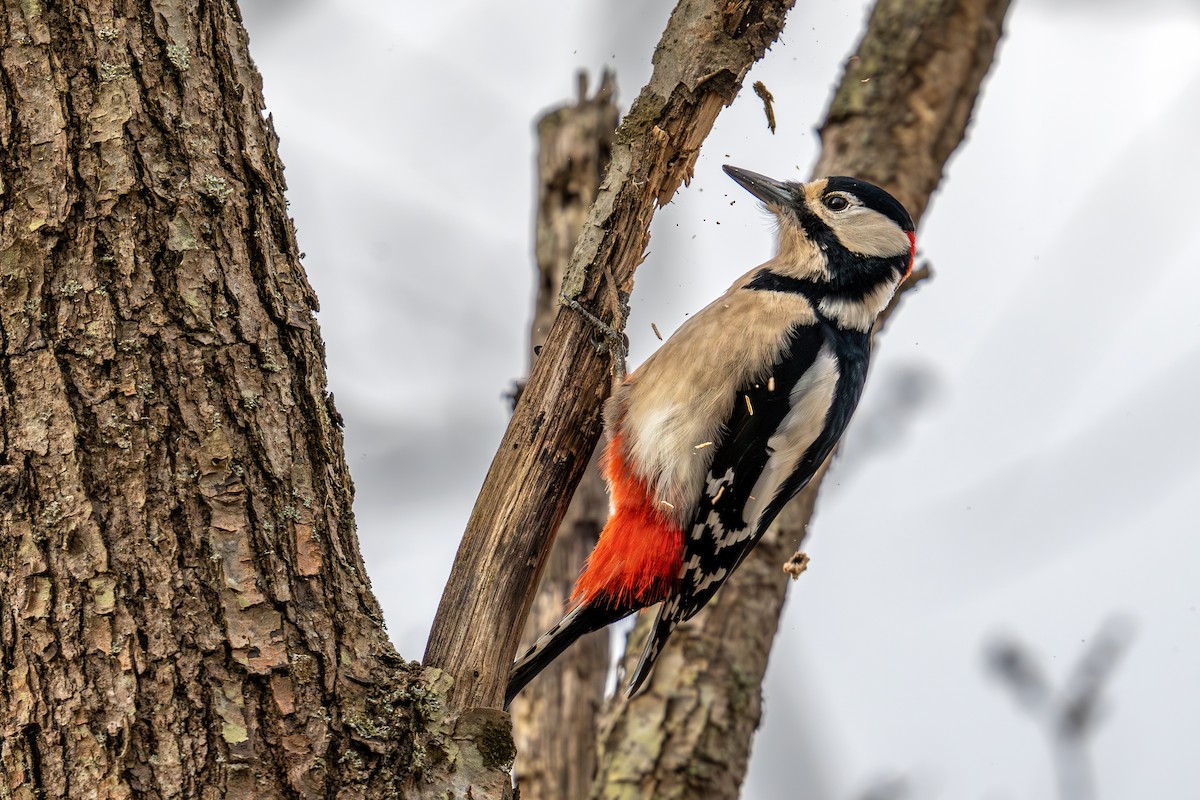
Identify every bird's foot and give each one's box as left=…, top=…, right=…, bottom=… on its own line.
left=559, top=291, right=629, bottom=381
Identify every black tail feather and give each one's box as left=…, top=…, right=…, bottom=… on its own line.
left=505, top=602, right=631, bottom=707
left=624, top=595, right=685, bottom=698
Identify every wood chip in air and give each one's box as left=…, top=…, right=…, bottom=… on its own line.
left=660, top=500, right=675, bottom=510
left=753, top=81, right=776, bottom=134
left=744, top=395, right=754, bottom=415
left=651, top=322, right=663, bottom=340
left=783, top=551, right=810, bottom=580
left=713, top=485, right=726, bottom=504
left=694, top=441, right=713, bottom=450
left=767, top=376, right=775, bottom=392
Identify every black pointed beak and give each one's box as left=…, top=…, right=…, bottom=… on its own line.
left=722, top=165, right=794, bottom=206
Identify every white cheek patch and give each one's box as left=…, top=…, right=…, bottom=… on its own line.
left=832, top=210, right=911, bottom=258
left=743, top=344, right=840, bottom=529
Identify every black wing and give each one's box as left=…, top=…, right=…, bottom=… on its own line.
left=626, top=318, right=871, bottom=695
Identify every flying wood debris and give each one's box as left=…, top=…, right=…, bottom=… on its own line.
left=753, top=81, right=776, bottom=134
left=651, top=322, right=663, bottom=340
left=783, top=551, right=810, bottom=580
left=744, top=395, right=754, bottom=415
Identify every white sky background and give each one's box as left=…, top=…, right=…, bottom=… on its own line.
left=240, top=1, right=1200, bottom=797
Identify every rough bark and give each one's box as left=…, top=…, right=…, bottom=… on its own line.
left=510, top=74, right=618, bottom=800
left=591, top=1, right=1014, bottom=797
left=424, top=0, right=797, bottom=712
left=0, top=2, right=508, bottom=798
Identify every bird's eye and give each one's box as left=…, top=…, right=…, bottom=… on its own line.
left=824, top=195, right=850, bottom=211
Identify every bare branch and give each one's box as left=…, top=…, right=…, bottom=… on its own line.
left=510, top=73, right=618, bottom=800
left=1059, top=616, right=1134, bottom=738
left=987, top=637, right=1053, bottom=713
left=985, top=617, right=1135, bottom=800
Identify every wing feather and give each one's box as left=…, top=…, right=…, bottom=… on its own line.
left=627, top=322, right=849, bottom=694
left=673, top=324, right=838, bottom=615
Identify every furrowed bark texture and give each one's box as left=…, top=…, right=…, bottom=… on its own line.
left=510, top=74, right=617, bottom=800
left=591, top=1, right=1013, bottom=797
left=0, top=2, right=510, bottom=798
left=424, top=0, right=796, bottom=712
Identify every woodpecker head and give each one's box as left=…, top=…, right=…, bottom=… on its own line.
left=723, top=165, right=916, bottom=286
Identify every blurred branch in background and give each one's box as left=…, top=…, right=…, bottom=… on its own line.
left=986, top=616, right=1136, bottom=800
left=858, top=775, right=912, bottom=800
left=510, top=71, right=618, bottom=800
left=843, top=362, right=941, bottom=465
left=592, top=1, right=1013, bottom=798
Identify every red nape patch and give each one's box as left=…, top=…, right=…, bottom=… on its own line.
left=905, top=231, right=917, bottom=279
left=570, top=435, right=683, bottom=610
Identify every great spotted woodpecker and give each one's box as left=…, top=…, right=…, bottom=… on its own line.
left=506, top=166, right=916, bottom=705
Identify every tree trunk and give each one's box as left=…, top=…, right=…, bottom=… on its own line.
left=0, top=2, right=499, bottom=798
left=510, top=73, right=618, bottom=800
left=591, top=1, right=1014, bottom=797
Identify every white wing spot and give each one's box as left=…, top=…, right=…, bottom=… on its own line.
left=706, top=469, right=733, bottom=495
left=716, top=520, right=753, bottom=546
left=695, top=567, right=728, bottom=593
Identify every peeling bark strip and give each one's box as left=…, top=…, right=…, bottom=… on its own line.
left=425, top=0, right=796, bottom=712
left=511, top=73, right=618, bottom=800
left=0, top=2, right=455, bottom=797
left=592, top=1, right=1014, bottom=797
